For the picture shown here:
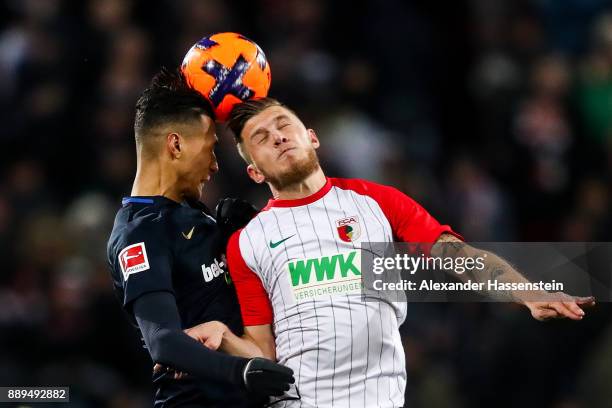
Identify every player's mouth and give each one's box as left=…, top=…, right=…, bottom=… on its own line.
left=278, top=147, right=296, bottom=159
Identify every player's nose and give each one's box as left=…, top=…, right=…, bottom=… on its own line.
left=272, top=131, right=288, bottom=146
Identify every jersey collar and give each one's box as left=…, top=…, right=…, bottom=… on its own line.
left=262, top=178, right=332, bottom=210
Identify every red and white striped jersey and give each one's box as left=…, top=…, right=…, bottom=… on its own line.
left=227, top=178, right=458, bottom=407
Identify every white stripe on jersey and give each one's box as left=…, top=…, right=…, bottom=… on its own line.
left=239, top=183, right=407, bottom=408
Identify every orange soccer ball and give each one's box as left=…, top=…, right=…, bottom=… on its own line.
left=181, top=32, right=271, bottom=122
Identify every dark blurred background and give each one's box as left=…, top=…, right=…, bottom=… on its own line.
left=1, top=0, right=611, bottom=407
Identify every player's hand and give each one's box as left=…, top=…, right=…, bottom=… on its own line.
left=184, top=320, right=228, bottom=350
left=153, top=322, right=229, bottom=380
left=215, top=197, right=258, bottom=236
left=242, top=357, right=295, bottom=397
left=524, top=293, right=596, bottom=321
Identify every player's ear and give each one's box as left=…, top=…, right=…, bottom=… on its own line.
left=167, top=132, right=182, bottom=159
left=308, top=129, right=320, bottom=149
left=247, top=164, right=265, bottom=184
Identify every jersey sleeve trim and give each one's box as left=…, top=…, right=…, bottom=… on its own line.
left=226, top=229, right=273, bottom=326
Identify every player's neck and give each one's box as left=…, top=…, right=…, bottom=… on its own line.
left=131, top=159, right=182, bottom=203
left=271, top=168, right=327, bottom=200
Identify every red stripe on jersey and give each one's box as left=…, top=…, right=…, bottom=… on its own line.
left=262, top=178, right=332, bottom=210
left=226, top=229, right=274, bottom=326
left=329, top=177, right=463, bottom=243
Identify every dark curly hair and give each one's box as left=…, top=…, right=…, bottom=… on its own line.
left=134, top=67, right=214, bottom=143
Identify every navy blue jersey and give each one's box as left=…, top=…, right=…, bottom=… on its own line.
left=107, top=196, right=253, bottom=407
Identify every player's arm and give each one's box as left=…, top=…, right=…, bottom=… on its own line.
left=226, top=230, right=278, bottom=359
left=183, top=320, right=265, bottom=358
left=133, top=291, right=248, bottom=382
left=432, top=233, right=596, bottom=320
left=243, top=325, right=276, bottom=360
left=134, top=291, right=293, bottom=395
left=348, top=179, right=596, bottom=321
left=220, top=324, right=275, bottom=359
left=115, top=232, right=249, bottom=381
left=184, top=199, right=269, bottom=359
left=114, top=220, right=291, bottom=395
left=184, top=321, right=276, bottom=359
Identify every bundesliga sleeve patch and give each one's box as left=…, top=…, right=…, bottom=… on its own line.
left=118, top=242, right=150, bottom=280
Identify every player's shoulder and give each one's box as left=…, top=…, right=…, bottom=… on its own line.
left=328, top=177, right=397, bottom=196
left=116, top=206, right=167, bottom=236
left=241, top=204, right=275, bottom=232
left=231, top=209, right=275, bottom=255
left=227, top=227, right=259, bottom=267
left=231, top=216, right=262, bottom=248
left=228, top=228, right=242, bottom=248
left=107, top=206, right=173, bottom=257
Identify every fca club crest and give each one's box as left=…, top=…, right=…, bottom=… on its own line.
left=336, top=216, right=361, bottom=242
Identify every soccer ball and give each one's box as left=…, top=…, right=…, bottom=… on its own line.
left=181, top=32, right=271, bottom=122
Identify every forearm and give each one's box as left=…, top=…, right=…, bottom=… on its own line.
left=432, top=234, right=595, bottom=320
left=433, top=235, right=541, bottom=303
left=148, top=324, right=247, bottom=382
left=464, top=249, right=538, bottom=302
left=244, top=334, right=276, bottom=360
left=133, top=292, right=248, bottom=386
left=244, top=325, right=277, bottom=360
left=220, top=330, right=265, bottom=358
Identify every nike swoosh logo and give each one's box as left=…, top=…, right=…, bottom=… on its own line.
left=182, top=226, right=195, bottom=240
left=269, top=234, right=295, bottom=248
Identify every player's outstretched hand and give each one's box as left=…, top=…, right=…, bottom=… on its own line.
left=215, top=197, right=258, bottom=237
left=243, top=357, right=295, bottom=397
left=524, top=293, right=596, bottom=321
left=184, top=321, right=228, bottom=350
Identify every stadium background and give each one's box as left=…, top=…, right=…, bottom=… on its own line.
left=1, top=0, right=611, bottom=406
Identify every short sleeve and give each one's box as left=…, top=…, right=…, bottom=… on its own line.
left=226, top=230, right=273, bottom=326
left=378, top=186, right=460, bottom=243
left=330, top=178, right=462, bottom=243
left=112, top=222, right=174, bottom=309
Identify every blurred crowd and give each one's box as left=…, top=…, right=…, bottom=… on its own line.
left=0, top=0, right=611, bottom=407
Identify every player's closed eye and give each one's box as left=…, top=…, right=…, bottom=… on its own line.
left=256, top=133, right=269, bottom=144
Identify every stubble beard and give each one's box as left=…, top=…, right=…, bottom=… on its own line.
left=262, top=148, right=320, bottom=191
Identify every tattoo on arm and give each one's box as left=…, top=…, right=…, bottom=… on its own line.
left=434, top=233, right=522, bottom=302
left=482, top=260, right=519, bottom=302
left=432, top=233, right=466, bottom=258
